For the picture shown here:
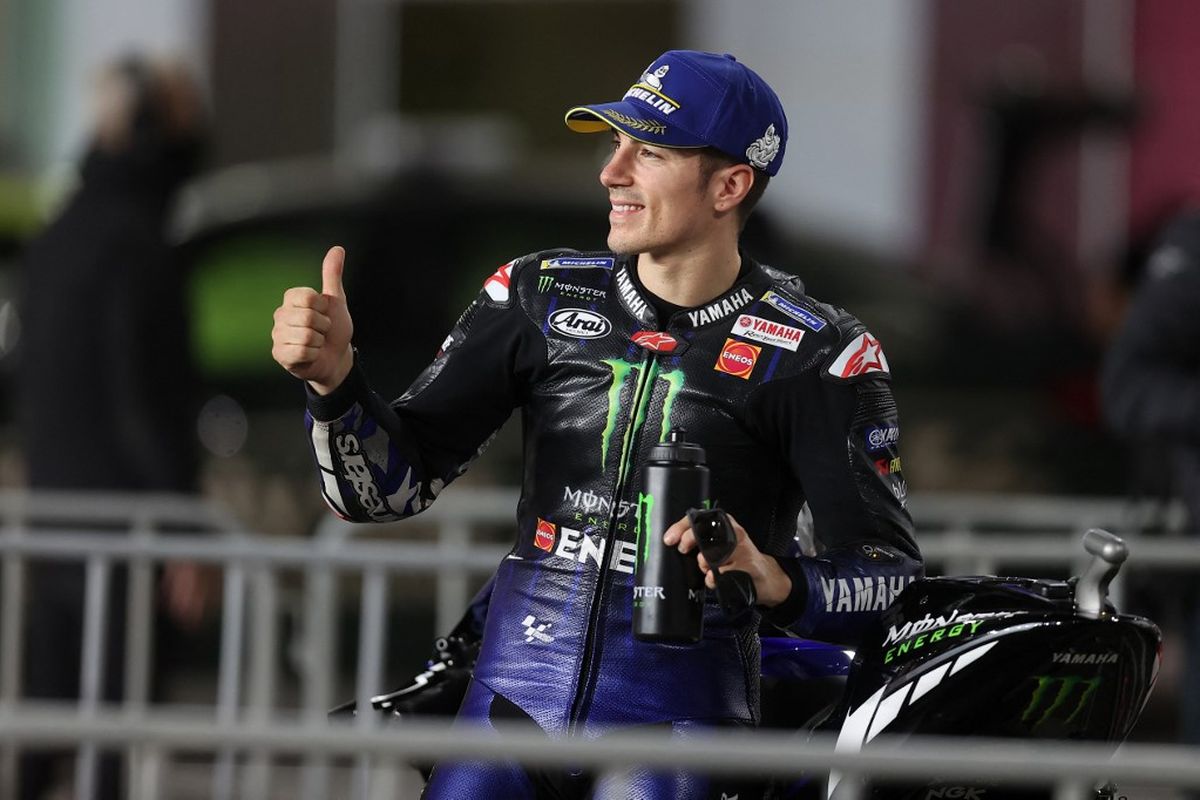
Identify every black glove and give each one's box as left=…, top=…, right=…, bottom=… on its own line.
left=687, top=507, right=757, bottom=621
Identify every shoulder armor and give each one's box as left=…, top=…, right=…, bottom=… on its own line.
left=479, top=248, right=614, bottom=308
left=821, top=309, right=892, bottom=383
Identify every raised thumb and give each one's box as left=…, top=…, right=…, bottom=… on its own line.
left=322, top=246, right=346, bottom=299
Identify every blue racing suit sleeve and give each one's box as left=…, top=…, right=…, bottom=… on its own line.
left=304, top=256, right=547, bottom=521
left=748, top=316, right=923, bottom=644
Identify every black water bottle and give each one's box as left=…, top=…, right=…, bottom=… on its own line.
left=633, top=428, right=709, bottom=643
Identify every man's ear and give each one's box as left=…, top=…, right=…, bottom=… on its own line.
left=712, top=164, right=754, bottom=213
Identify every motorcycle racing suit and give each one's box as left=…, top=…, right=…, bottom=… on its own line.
left=305, top=249, right=921, bottom=792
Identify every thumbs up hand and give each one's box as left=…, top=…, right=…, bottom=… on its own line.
left=272, top=246, right=355, bottom=395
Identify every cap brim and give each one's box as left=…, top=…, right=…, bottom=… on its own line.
left=564, top=102, right=706, bottom=149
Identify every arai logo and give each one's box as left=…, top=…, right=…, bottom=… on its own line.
left=548, top=308, right=611, bottom=339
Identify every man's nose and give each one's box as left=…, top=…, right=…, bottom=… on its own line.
left=600, top=146, right=632, bottom=188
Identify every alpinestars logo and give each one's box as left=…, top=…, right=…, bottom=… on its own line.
left=828, top=332, right=889, bottom=379
left=483, top=261, right=514, bottom=302
left=601, top=360, right=685, bottom=468
left=631, top=330, right=680, bottom=354
left=521, top=615, right=554, bottom=644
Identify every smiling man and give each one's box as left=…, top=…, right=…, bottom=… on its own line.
left=272, top=50, right=921, bottom=799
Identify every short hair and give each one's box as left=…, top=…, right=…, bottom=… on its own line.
left=698, top=148, right=771, bottom=231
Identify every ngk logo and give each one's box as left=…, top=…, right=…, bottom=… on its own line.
left=714, top=338, right=761, bottom=379
left=925, top=788, right=986, bottom=800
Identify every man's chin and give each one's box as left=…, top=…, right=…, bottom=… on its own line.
left=606, top=233, right=639, bottom=257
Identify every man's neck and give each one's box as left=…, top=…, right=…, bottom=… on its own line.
left=635, top=237, right=743, bottom=308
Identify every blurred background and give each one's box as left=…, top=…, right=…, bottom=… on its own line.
left=1, top=0, right=1199, bottom=794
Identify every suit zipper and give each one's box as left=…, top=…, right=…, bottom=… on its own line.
left=568, top=351, right=660, bottom=732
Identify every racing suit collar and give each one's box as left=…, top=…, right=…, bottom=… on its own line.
left=616, top=253, right=764, bottom=331
left=615, top=253, right=764, bottom=331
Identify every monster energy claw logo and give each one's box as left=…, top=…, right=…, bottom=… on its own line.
left=1021, top=675, right=1101, bottom=730
left=601, top=359, right=684, bottom=468
left=538, top=275, right=555, bottom=293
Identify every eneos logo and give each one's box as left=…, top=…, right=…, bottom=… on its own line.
left=714, top=338, right=761, bottom=379
left=534, top=518, right=556, bottom=552
left=548, top=308, right=611, bottom=340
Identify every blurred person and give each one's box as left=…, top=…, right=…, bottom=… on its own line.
left=273, top=50, right=921, bottom=799
left=16, top=54, right=210, bottom=800
left=1101, top=207, right=1200, bottom=747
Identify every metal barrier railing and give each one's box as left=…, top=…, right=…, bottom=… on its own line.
left=3, top=708, right=1200, bottom=798
left=0, top=489, right=1192, bottom=800
left=316, top=488, right=1190, bottom=627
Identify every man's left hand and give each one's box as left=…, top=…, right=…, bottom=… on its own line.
left=663, top=513, right=792, bottom=607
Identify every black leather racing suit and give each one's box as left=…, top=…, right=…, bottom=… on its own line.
left=305, top=250, right=921, bottom=742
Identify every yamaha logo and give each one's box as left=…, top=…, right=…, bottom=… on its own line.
left=548, top=308, right=611, bottom=340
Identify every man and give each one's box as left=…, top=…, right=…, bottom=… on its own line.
left=1101, top=208, right=1200, bottom=752
left=18, top=55, right=209, bottom=800
left=273, top=50, right=921, bottom=798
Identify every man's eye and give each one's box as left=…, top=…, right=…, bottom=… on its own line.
left=640, top=148, right=661, bottom=160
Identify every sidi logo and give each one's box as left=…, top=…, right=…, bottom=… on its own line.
left=548, top=308, right=611, bottom=339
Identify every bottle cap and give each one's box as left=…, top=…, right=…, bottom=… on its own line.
left=648, top=428, right=706, bottom=464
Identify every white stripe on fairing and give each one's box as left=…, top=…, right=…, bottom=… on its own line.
left=310, top=422, right=349, bottom=517
left=950, top=640, right=998, bottom=676
left=866, top=682, right=912, bottom=743
left=828, top=683, right=887, bottom=798
left=910, top=661, right=951, bottom=704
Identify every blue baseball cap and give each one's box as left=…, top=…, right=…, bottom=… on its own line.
left=565, top=50, right=788, bottom=177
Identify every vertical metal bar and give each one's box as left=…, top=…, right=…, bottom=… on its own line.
left=392, top=762, right=424, bottom=800
left=213, top=559, right=246, bottom=800
left=125, top=518, right=155, bottom=800
left=135, top=745, right=164, bottom=800
left=436, top=520, right=469, bottom=635
left=242, top=567, right=278, bottom=800
left=836, top=774, right=864, bottom=800
left=124, top=521, right=155, bottom=707
left=0, top=520, right=26, bottom=800
left=300, top=563, right=336, bottom=800
left=352, top=566, right=388, bottom=800
left=76, top=556, right=111, bottom=800
left=0, top=525, right=26, bottom=703
left=1054, top=778, right=1089, bottom=800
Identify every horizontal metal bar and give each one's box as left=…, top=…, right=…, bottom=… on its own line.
left=4, top=528, right=1200, bottom=571
left=0, top=707, right=1199, bottom=787
left=0, top=531, right=510, bottom=572
left=0, top=489, right=238, bottom=529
